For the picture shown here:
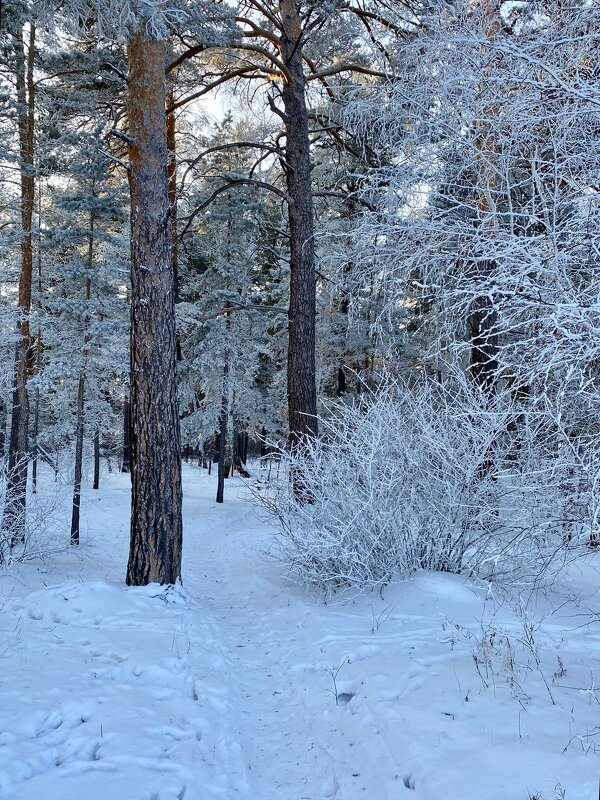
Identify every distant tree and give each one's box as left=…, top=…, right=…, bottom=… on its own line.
left=179, top=115, right=288, bottom=502
left=0, top=6, right=36, bottom=548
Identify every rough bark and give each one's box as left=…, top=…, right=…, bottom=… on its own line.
left=126, top=33, right=183, bottom=586
left=279, top=0, right=318, bottom=451
left=2, top=25, right=36, bottom=545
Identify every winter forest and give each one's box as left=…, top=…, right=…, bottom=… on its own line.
left=1, top=0, right=600, bottom=797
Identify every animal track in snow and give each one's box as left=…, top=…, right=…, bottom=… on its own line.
left=403, top=773, right=416, bottom=790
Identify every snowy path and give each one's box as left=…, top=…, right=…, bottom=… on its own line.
left=1, top=467, right=600, bottom=799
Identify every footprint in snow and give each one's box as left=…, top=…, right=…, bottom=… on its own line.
left=403, top=774, right=416, bottom=790
left=88, top=650, right=129, bottom=664
left=32, top=710, right=64, bottom=738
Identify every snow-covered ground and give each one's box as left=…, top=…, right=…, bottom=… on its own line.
left=1, top=465, right=599, bottom=799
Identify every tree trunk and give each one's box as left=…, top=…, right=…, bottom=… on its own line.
left=470, top=2, right=501, bottom=403
left=166, top=86, right=183, bottom=364
left=31, top=185, right=43, bottom=496
left=0, top=398, right=6, bottom=459
left=71, top=215, right=93, bottom=545
left=70, top=372, right=85, bottom=546
left=216, top=351, right=229, bottom=504
left=166, top=87, right=179, bottom=295
left=70, top=198, right=96, bottom=545
left=121, top=396, right=131, bottom=473
left=280, top=1, right=318, bottom=454
left=126, top=33, right=183, bottom=587
left=336, top=193, right=357, bottom=397
left=2, top=24, right=36, bottom=546
left=93, top=429, right=100, bottom=490
left=232, top=427, right=251, bottom=478
left=470, top=291, right=498, bottom=399
left=31, top=387, right=39, bottom=494
left=260, top=427, right=268, bottom=459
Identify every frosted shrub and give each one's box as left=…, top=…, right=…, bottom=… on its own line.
left=269, top=383, right=582, bottom=593
left=0, top=462, right=71, bottom=565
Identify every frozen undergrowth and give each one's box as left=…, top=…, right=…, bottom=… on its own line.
left=264, top=386, right=584, bottom=594
left=0, top=465, right=599, bottom=799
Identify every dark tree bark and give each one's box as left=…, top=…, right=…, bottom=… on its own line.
left=232, top=427, right=251, bottom=478
left=121, top=396, right=131, bottom=473
left=470, top=291, right=498, bottom=400
left=2, top=25, right=36, bottom=547
left=70, top=371, right=85, bottom=546
left=71, top=208, right=94, bottom=546
left=166, top=85, right=183, bottom=365
left=93, top=430, right=100, bottom=490
left=31, top=386, right=39, bottom=495
left=260, top=427, right=268, bottom=459
left=31, top=188, right=43, bottom=496
left=280, top=0, right=318, bottom=453
left=0, top=398, right=6, bottom=459
left=126, top=32, right=183, bottom=586
left=216, top=350, right=229, bottom=504
left=470, top=2, right=501, bottom=404
left=335, top=192, right=358, bottom=398
left=166, top=87, right=179, bottom=292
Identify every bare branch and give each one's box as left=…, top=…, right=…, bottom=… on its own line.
left=181, top=178, right=293, bottom=236
left=99, top=149, right=129, bottom=172
left=306, top=63, right=388, bottom=82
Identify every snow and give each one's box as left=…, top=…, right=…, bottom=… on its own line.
left=1, top=466, right=600, bottom=799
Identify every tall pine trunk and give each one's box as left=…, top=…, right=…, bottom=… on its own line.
left=280, top=1, right=318, bottom=454
left=93, top=430, right=100, bottom=490
left=31, top=387, right=39, bottom=494
left=166, top=86, right=183, bottom=363
left=70, top=372, right=85, bottom=545
left=216, top=348, right=229, bottom=504
left=2, top=25, right=36, bottom=548
left=70, top=209, right=94, bottom=546
left=126, top=33, right=183, bottom=586
left=31, top=185, right=43, bottom=496
left=166, top=87, right=179, bottom=292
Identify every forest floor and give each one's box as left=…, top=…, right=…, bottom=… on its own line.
left=1, top=464, right=600, bottom=800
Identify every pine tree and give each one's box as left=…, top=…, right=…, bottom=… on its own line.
left=1, top=8, right=36, bottom=548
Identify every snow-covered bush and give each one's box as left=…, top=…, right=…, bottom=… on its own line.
left=267, top=381, right=587, bottom=593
